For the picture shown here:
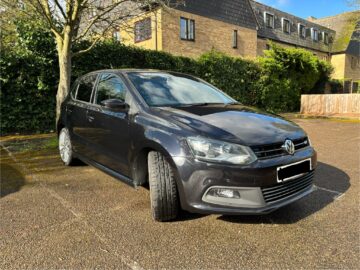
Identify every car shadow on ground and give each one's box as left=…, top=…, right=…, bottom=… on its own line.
left=0, top=163, right=26, bottom=198
left=217, top=162, right=350, bottom=224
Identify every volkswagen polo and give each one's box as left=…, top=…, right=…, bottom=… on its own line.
left=58, top=70, right=317, bottom=221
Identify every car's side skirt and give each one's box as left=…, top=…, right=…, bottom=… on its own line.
left=75, top=152, right=136, bottom=188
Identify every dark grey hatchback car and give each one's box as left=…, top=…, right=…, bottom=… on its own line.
left=58, top=69, right=317, bottom=221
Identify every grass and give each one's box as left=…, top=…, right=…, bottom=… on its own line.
left=1, top=135, right=58, bottom=153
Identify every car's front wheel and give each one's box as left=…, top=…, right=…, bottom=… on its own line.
left=59, top=127, right=77, bottom=166
left=148, top=151, right=179, bottom=221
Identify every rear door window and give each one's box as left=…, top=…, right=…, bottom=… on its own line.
left=95, top=73, right=127, bottom=105
left=76, top=74, right=97, bottom=102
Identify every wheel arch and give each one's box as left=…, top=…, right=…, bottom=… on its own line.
left=131, top=141, right=177, bottom=187
left=57, top=122, right=65, bottom=136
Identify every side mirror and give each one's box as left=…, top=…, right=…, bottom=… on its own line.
left=100, top=99, right=128, bottom=111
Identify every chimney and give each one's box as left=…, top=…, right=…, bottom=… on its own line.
left=307, top=16, right=317, bottom=21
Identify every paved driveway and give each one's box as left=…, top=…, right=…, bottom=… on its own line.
left=1, top=119, right=359, bottom=269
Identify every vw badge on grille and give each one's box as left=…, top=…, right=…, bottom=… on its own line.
left=282, top=139, right=295, bottom=155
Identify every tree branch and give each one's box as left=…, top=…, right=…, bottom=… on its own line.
left=74, top=0, right=132, bottom=41
left=72, top=19, right=117, bottom=56
left=29, top=0, right=63, bottom=39
left=53, top=0, right=68, bottom=21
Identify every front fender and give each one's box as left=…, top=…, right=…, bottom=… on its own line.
left=130, top=126, right=192, bottom=203
left=142, top=128, right=191, bottom=158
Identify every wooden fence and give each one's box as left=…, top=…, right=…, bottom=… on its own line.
left=300, top=94, right=360, bottom=116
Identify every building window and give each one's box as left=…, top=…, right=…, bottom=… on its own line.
left=352, top=81, right=359, bottom=93
left=134, top=18, right=152, bottom=43
left=180, top=17, right=195, bottom=41
left=311, top=28, right=319, bottom=42
left=113, top=31, right=121, bottom=42
left=264, top=12, right=274, bottom=28
left=282, top=18, right=290, bottom=34
left=298, top=23, right=306, bottom=39
left=323, top=32, right=329, bottom=45
left=351, top=56, right=359, bottom=69
left=232, top=30, right=238, bottom=48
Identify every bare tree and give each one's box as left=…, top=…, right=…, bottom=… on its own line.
left=1, top=0, right=175, bottom=124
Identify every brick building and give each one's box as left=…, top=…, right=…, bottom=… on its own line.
left=308, top=11, right=360, bottom=92
left=250, top=0, right=335, bottom=61
left=119, top=0, right=258, bottom=58
left=112, top=0, right=359, bottom=90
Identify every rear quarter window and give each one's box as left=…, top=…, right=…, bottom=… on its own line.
left=70, top=81, right=79, bottom=99
left=76, top=74, right=97, bottom=102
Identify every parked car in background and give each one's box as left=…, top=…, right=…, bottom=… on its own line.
left=58, top=70, right=317, bottom=221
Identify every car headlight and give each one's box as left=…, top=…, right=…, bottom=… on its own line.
left=187, top=137, right=257, bottom=165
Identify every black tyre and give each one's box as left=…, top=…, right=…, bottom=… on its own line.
left=58, top=127, right=77, bottom=166
left=148, top=151, right=179, bottom=221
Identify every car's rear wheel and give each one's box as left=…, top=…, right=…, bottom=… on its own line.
left=59, top=127, right=76, bottom=166
left=148, top=151, right=179, bottom=221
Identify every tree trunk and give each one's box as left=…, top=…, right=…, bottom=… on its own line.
left=56, top=53, right=72, bottom=125
left=55, top=27, right=72, bottom=126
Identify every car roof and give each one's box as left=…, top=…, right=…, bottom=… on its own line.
left=80, top=69, right=195, bottom=80
left=87, top=69, right=163, bottom=74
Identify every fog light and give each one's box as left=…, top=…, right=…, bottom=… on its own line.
left=208, top=188, right=241, bottom=199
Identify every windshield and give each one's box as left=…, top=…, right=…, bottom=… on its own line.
left=127, top=72, right=236, bottom=107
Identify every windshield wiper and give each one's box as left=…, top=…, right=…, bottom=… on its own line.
left=174, top=102, right=224, bottom=107
left=157, top=102, right=238, bottom=108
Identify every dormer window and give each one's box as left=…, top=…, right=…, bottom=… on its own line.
left=323, top=32, right=329, bottom=45
left=298, top=23, right=306, bottom=39
left=264, top=12, right=274, bottom=28
left=282, top=18, right=291, bottom=34
left=311, top=28, right=319, bottom=42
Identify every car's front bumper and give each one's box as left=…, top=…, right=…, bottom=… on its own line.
left=172, top=146, right=317, bottom=215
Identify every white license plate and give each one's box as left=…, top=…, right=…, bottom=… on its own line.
left=277, top=158, right=312, bottom=183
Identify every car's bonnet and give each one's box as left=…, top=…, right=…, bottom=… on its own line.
left=154, top=104, right=306, bottom=146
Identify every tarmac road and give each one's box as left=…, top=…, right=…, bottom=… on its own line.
left=1, top=119, right=359, bottom=269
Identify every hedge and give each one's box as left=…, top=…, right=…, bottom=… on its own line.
left=1, top=27, right=332, bottom=134
left=1, top=41, right=262, bottom=134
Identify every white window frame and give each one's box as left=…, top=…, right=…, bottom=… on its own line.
left=264, top=12, right=275, bottom=29
left=180, top=17, right=195, bottom=41
left=311, top=28, right=319, bottom=42
left=113, top=30, right=121, bottom=41
left=298, top=23, right=306, bottom=39
left=281, top=18, right=291, bottom=34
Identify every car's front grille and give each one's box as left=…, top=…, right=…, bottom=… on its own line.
left=251, top=137, right=309, bottom=159
left=261, top=171, right=314, bottom=204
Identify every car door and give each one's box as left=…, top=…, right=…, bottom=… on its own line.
left=86, top=72, right=131, bottom=176
left=67, top=73, right=98, bottom=157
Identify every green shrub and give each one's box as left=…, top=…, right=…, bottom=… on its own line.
left=328, top=79, right=344, bottom=93
left=1, top=26, right=334, bottom=134
left=197, top=51, right=261, bottom=106
left=257, top=44, right=333, bottom=112
left=71, top=40, right=199, bottom=79
left=0, top=19, right=58, bottom=135
left=0, top=51, right=58, bottom=134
